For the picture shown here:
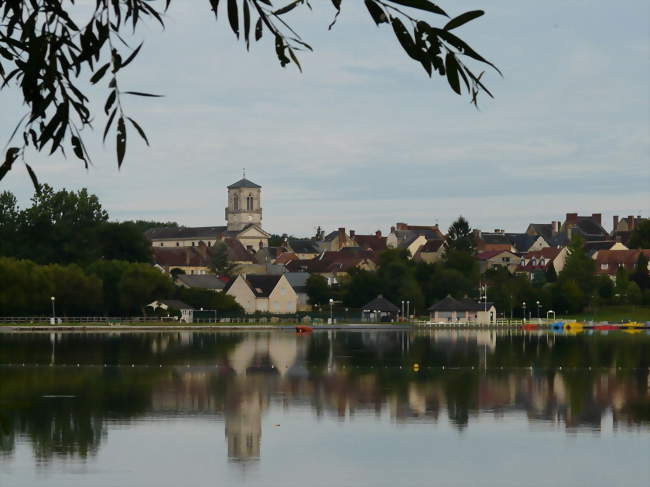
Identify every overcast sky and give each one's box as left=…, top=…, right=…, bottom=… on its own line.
left=1, top=0, right=648, bottom=237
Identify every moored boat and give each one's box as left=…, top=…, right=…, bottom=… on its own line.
left=593, top=324, right=619, bottom=331
left=295, top=325, right=313, bottom=334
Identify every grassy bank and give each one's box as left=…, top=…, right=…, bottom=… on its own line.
left=562, top=305, right=650, bottom=323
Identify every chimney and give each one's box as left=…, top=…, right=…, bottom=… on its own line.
left=552, top=221, right=560, bottom=236
left=613, top=215, right=619, bottom=232
left=350, top=230, right=355, bottom=239
left=396, top=222, right=407, bottom=230
left=591, top=213, right=602, bottom=225
left=566, top=213, right=578, bottom=225
left=375, top=230, right=382, bottom=237
left=627, top=215, right=635, bottom=230
left=390, top=226, right=396, bottom=233
left=338, top=227, right=345, bottom=249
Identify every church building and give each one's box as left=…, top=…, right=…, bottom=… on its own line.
left=146, top=175, right=271, bottom=252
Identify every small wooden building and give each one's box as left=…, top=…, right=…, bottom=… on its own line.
left=361, top=295, right=400, bottom=323
left=428, top=295, right=496, bottom=324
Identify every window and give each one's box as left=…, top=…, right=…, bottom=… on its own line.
left=246, top=193, right=254, bottom=210
left=502, top=257, right=510, bottom=263
left=233, top=194, right=239, bottom=210
left=192, top=241, right=195, bottom=247
left=160, top=242, right=163, bottom=247
left=208, top=241, right=211, bottom=247
left=176, top=242, right=180, bottom=247
left=520, top=258, right=525, bottom=266
left=601, top=263, right=608, bottom=270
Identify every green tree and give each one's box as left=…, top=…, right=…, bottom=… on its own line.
left=545, top=263, right=557, bottom=283
left=446, top=216, right=474, bottom=254
left=596, top=274, right=614, bottom=302
left=209, top=242, right=238, bottom=277
left=306, top=274, right=330, bottom=306
left=174, top=287, right=242, bottom=312
left=0, top=191, right=20, bottom=257
left=0, top=2, right=499, bottom=186
left=630, top=252, right=649, bottom=291
left=614, top=266, right=629, bottom=304
left=627, top=219, right=650, bottom=249
left=86, top=260, right=132, bottom=315
left=96, top=222, right=153, bottom=263
left=118, top=264, right=174, bottom=315
left=341, top=269, right=383, bottom=308
left=556, top=235, right=596, bottom=311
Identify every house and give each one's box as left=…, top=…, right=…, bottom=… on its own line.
left=284, top=272, right=312, bottom=312
left=506, top=233, right=549, bottom=253
left=350, top=230, right=388, bottom=253
left=386, top=223, right=444, bottom=249
left=583, top=240, right=628, bottom=259
left=475, top=230, right=512, bottom=253
left=595, top=249, right=650, bottom=278
left=516, top=247, right=568, bottom=279
left=225, top=274, right=298, bottom=314
left=361, top=295, right=400, bottom=322
left=428, top=296, right=496, bottom=324
left=145, top=175, right=271, bottom=251
left=285, top=247, right=378, bottom=285
left=611, top=215, right=645, bottom=246
left=286, top=239, right=321, bottom=259
left=175, top=274, right=226, bottom=292
left=413, top=239, right=446, bottom=264
left=475, top=250, right=520, bottom=274
left=319, top=228, right=357, bottom=252
left=397, top=234, right=428, bottom=258
left=152, top=245, right=212, bottom=275
left=560, top=213, right=610, bottom=241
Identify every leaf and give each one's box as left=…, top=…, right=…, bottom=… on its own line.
left=128, top=117, right=150, bottom=146
left=71, top=135, right=85, bottom=160
left=444, top=10, right=484, bottom=31
left=120, top=42, right=143, bottom=68
left=434, top=28, right=502, bottom=76
left=365, top=0, right=388, bottom=26
left=274, top=0, right=302, bottom=16
left=391, top=17, right=419, bottom=61
left=386, top=0, right=447, bottom=17
left=104, top=90, right=116, bottom=114
left=209, top=0, right=220, bottom=19
left=25, top=163, right=41, bottom=193
left=243, top=0, right=251, bottom=49
left=255, top=18, right=263, bottom=41
left=104, top=108, right=117, bottom=143
left=445, top=52, right=461, bottom=95
left=122, top=91, right=164, bottom=97
left=116, top=117, right=127, bottom=168
left=0, top=147, right=20, bottom=182
left=227, top=0, right=239, bottom=37
left=90, top=62, right=110, bottom=84
left=329, top=0, right=342, bottom=29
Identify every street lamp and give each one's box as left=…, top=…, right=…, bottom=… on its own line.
left=522, top=301, right=526, bottom=321
left=406, top=301, right=410, bottom=322
left=536, top=300, right=541, bottom=319
left=329, top=298, right=333, bottom=324
left=401, top=300, right=405, bottom=321
left=50, top=296, right=56, bottom=324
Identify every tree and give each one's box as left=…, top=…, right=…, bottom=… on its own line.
left=306, top=274, right=331, bottom=306
left=556, top=235, right=596, bottom=311
left=446, top=216, right=474, bottom=254
left=0, top=191, right=19, bottom=257
left=96, top=221, right=153, bottom=263
left=545, top=263, right=557, bottom=283
left=118, top=264, right=174, bottom=315
left=209, top=242, right=238, bottom=277
left=631, top=252, right=649, bottom=291
left=0, top=1, right=499, bottom=188
left=627, top=219, right=650, bottom=249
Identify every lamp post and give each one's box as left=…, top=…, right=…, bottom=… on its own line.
left=329, top=298, right=333, bottom=324
left=406, top=301, right=410, bottom=322
left=50, top=296, right=56, bottom=324
left=522, top=301, right=526, bottom=321
left=401, top=300, right=405, bottom=321
left=536, top=300, right=541, bottom=320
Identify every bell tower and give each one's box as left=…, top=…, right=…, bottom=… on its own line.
left=226, top=171, right=262, bottom=232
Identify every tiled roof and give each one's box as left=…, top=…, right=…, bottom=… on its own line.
left=149, top=299, right=193, bottom=310
left=284, top=272, right=310, bottom=293
left=480, top=233, right=511, bottom=245
left=525, top=247, right=561, bottom=259
left=528, top=224, right=553, bottom=241
left=288, top=239, right=320, bottom=254
left=428, top=296, right=487, bottom=312
left=353, top=235, right=387, bottom=252
left=153, top=247, right=210, bottom=267
left=227, top=178, right=261, bottom=189
left=362, top=295, right=399, bottom=312
left=176, top=274, right=225, bottom=290
left=245, top=274, right=282, bottom=297
left=285, top=248, right=376, bottom=273
left=475, top=250, right=507, bottom=261
left=506, top=233, right=540, bottom=253
left=419, top=239, right=445, bottom=252
left=145, top=226, right=226, bottom=240
left=223, top=238, right=255, bottom=263
left=595, top=249, right=650, bottom=275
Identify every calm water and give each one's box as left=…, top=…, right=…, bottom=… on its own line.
left=0, top=329, right=648, bottom=487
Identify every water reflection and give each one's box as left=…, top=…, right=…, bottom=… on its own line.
left=0, top=330, right=648, bottom=465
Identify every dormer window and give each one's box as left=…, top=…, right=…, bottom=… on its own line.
left=601, top=263, right=608, bottom=270
left=520, top=258, right=525, bottom=266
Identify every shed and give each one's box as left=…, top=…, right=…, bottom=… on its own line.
left=361, top=295, right=400, bottom=323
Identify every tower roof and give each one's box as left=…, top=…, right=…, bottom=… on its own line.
left=228, top=178, right=261, bottom=189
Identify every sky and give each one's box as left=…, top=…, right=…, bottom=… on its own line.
left=1, top=0, right=649, bottom=237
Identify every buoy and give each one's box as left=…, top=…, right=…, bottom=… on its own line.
left=412, top=363, right=420, bottom=372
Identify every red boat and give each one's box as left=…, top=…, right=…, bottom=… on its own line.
left=295, top=325, right=313, bottom=334
left=522, top=323, right=539, bottom=330
left=593, top=324, right=619, bottom=331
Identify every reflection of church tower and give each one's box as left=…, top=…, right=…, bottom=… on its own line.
left=225, top=173, right=262, bottom=232
left=225, top=389, right=263, bottom=462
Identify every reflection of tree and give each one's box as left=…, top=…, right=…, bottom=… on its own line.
left=0, top=330, right=648, bottom=463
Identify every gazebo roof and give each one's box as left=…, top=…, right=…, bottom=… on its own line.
left=362, top=294, right=399, bottom=313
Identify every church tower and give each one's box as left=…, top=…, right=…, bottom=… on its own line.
left=225, top=173, right=262, bottom=232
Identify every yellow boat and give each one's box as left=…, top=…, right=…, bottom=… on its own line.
left=623, top=321, right=642, bottom=328
left=563, top=322, right=584, bottom=333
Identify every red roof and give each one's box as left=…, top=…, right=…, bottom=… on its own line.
left=524, top=247, right=561, bottom=260
left=595, top=249, right=650, bottom=275
left=353, top=234, right=387, bottom=252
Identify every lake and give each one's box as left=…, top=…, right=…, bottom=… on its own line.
left=0, top=329, right=648, bottom=487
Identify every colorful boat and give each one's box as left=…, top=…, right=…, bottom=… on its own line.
left=550, top=321, right=565, bottom=330
left=593, top=324, right=620, bottom=331
left=295, top=325, right=313, bottom=334
left=521, top=323, right=539, bottom=330
left=622, top=321, right=643, bottom=329
left=563, top=322, right=584, bottom=333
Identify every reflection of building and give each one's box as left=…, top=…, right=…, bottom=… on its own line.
left=225, top=389, right=263, bottom=461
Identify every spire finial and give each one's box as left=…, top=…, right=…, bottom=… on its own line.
left=243, top=167, right=246, bottom=179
